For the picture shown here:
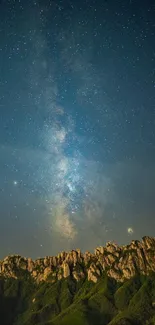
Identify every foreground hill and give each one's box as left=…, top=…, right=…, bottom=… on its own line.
left=0, top=236, right=155, bottom=324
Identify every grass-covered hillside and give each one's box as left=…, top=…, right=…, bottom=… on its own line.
left=1, top=272, right=155, bottom=325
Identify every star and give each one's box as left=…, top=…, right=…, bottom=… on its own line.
left=127, top=227, right=134, bottom=235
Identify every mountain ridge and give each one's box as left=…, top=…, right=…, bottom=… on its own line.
left=0, top=236, right=155, bottom=284
left=0, top=236, right=155, bottom=325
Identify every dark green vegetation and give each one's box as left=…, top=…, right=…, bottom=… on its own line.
left=1, top=273, right=155, bottom=325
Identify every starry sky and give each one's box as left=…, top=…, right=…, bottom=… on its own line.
left=0, top=0, right=155, bottom=259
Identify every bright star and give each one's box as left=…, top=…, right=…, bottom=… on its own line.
left=127, top=227, right=134, bottom=235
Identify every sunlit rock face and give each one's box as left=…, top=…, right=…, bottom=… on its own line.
left=0, top=236, right=155, bottom=283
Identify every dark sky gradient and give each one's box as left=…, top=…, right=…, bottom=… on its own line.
left=0, top=0, right=155, bottom=258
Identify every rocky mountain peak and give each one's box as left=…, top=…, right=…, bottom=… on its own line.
left=0, top=236, right=155, bottom=283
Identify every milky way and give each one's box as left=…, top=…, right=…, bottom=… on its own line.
left=0, top=0, right=155, bottom=258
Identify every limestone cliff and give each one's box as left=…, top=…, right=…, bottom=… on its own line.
left=0, top=236, right=155, bottom=283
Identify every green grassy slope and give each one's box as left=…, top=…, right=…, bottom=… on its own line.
left=0, top=273, right=155, bottom=325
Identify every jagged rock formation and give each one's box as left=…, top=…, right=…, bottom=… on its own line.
left=0, top=236, right=155, bottom=283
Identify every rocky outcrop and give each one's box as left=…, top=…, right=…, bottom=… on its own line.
left=0, top=236, right=155, bottom=283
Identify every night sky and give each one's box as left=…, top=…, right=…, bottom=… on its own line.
left=0, top=0, right=155, bottom=259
